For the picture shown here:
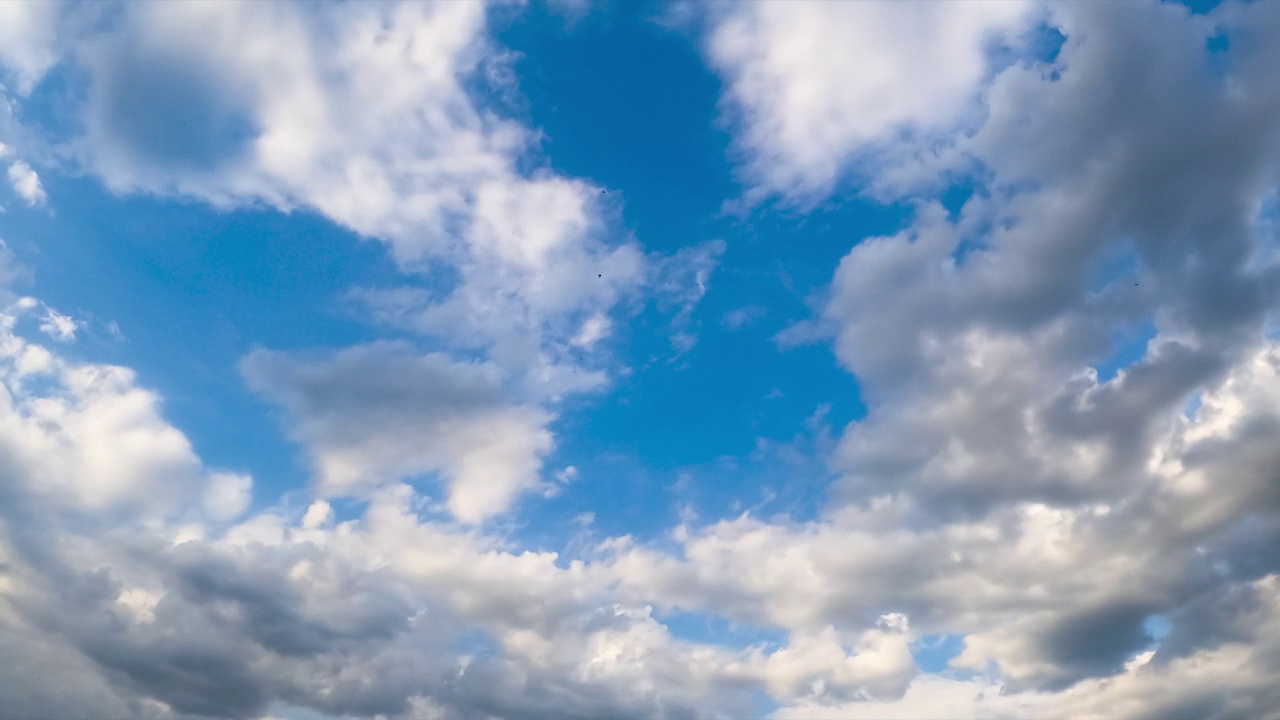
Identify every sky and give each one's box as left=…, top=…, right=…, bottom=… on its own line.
left=1, top=0, right=1280, bottom=718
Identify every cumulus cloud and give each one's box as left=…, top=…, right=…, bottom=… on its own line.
left=0, top=304, right=805, bottom=720
left=203, top=472, right=253, bottom=522
left=96, top=0, right=639, bottom=359
left=0, top=1, right=60, bottom=95
left=649, top=0, right=1280, bottom=714
left=0, top=0, right=658, bottom=393
left=0, top=301, right=217, bottom=516
left=37, top=307, right=78, bottom=340
left=703, top=0, right=1036, bottom=201
left=6, top=160, right=45, bottom=206
left=242, top=343, right=555, bottom=524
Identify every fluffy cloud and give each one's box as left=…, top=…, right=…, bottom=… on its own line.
left=703, top=0, right=1036, bottom=201
left=670, top=0, right=1280, bottom=714
left=242, top=343, right=555, bottom=523
left=6, top=160, right=45, bottom=206
left=0, top=298, right=221, bottom=517
left=0, top=306, right=812, bottom=720
left=0, top=0, right=728, bottom=515
left=3, top=1, right=658, bottom=388
left=0, top=1, right=59, bottom=95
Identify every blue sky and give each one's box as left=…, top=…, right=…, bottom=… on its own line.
left=2, top=1, right=1280, bottom=719
left=7, top=0, right=891, bottom=541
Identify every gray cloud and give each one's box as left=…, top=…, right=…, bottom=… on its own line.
left=242, top=343, right=554, bottom=523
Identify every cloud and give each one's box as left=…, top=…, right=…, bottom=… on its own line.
left=0, top=309, right=781, bottom=720
left=649, top=239, right=725, bottom=357
left=37, top=307, right=78, bottom=341
left=628, top=0, right=1280, bottom=709
left=242, top=343, right=555, bottom=524
left=4, top=295, right=1280, bottom=719
left=0, top=1, right=60, bottom=95
left=721, top=304, right=765, bottom=330
left=203, top=472, right=253, bottom=522
left=776, top=576, right=1280, bottom=719
left=702, top=0, right=1036, bottom=201
left=0, top=300, right=220, bottom=517
left=6, top=160, right=45, bottom=206
left=2, top=1, right=655, bottom=397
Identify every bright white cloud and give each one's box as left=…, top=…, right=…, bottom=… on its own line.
left=0, top=0, right=655, bottom=395
left=0, top=306, right=206, bottom=515
left=37, top=307, right=78, bottom=341
left=0, top=309, right=796, bottom=719
left=0, top=1, right=60, bottom=95
left=202, top=471, right=253, bottom=522
left=7, top=160, right=45, bottom=206
left=704, top=0, right=1035, bottom=201
left=101, top=3, right=631, bottom=342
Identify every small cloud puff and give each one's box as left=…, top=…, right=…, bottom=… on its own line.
left=7, top=160, right=46, bottom=206
left=39, top=308, right=81, bottom=342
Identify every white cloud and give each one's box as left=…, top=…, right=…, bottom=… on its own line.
left=0, top=310, right=746, bottom=718
left=202, top=471, right=253, bottom=522
left=721, top=304, right=765, bottom=330
left=37, top=307, right=78, bottom=341
left=7, top=160, right=46, bottom=206
left=85, top=2, right=640, bottom=354
left=3, top=282, right=1280, bottom=717
left=300, top=500, right=333, bottom=530
left=704, top=0, right=1035, bottom=201
left=242, top=343, right=555, bottom=524
left=0, top=1, right=60, bottom=95
left=0, top=321, right=203, bottom=515
left=0, top=1, right=659, bottom=396
left=572, top=312, right=612, bottom=349
left=752, top=620, right=916, bottom=704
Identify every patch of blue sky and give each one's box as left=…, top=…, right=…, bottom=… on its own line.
left=1203, top=25, right=1232, bottom=81
left=941, top=178, right=980, bottom=222
left=1078, top=239, right=1159, bottom=382
left=1143, top=614, right=1172, bottom=644
left=1168, top=0, right=1226, bottom=16
left=1182, top=391, right=1205, bottom=421
left=494, top=1, right=739, bottom=259
left=986, top=17, right=1066, bottom=75
left=326, top=497, right=372, bottom=527
left=657, top=609, right=787, bottom=652
left=1250, top=191, right=1280, bottom=274
left=497, top=6, right=904, bottom=547
left=5, top=60, right=86, bottom=139
left=1027, top=22, right=1068, bottom=66
left=1095, top=321, right=1159, bottom=383
left=457, top=625, right=502, bottom=660
left=743, top=689, right=783, bottom=720
left=911, top=633, right=967, bottom=674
